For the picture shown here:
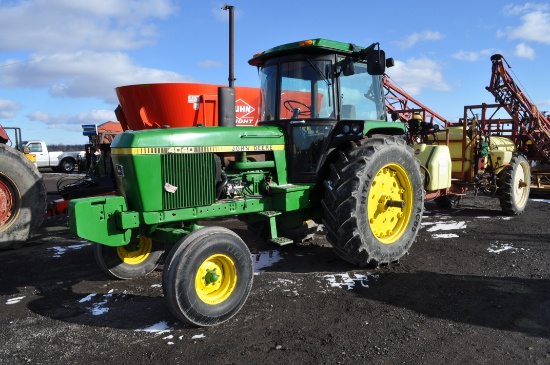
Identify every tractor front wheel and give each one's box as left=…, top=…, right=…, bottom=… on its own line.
left=498, top=153, right=530, bottom=215
left=94, top=235, right=164, bottom=279
left=322, top=136, right=425, bottom=266
left=163, top=226, right=254, bottom=327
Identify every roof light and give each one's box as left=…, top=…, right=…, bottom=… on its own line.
left=252, top=51, right=264, bottom=58
left=299, top=40, right=314, bottom=47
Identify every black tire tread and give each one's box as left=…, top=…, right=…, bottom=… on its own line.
left=321, top=136, right=424, bottom=266
left=0, top=145, right=46, bottom=250
left=498, top=153, right=530, bottom=215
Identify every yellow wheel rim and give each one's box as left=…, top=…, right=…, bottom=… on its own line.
left=367, top=163, right=414, bottom=244
left=195, top=254, right=237, bottom=305
left=116, top=236, right=152, bottom=265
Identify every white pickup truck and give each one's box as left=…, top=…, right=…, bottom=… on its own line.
left=24, top=140, right=85, bottom=173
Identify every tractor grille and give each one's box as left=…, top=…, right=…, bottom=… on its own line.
left=161, top=153, right=216, bottom=210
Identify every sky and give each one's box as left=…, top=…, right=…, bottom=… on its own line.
left=0, top=0, right=549, bottom=145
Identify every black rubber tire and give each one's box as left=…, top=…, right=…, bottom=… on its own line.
left=0, top=145, right=47, bottom=250
left=434, top=195, right=462, bottom=209
left=94, top=236, right=164, bottom=279
left=498, top=153, right=530, bottom=215
left=321, top=136, right=425, bottom=266
left=60, top=158, right=75, bottom=173
left=163, top=226, right=254, bottom=327
left=161, top=227, right=227, bottom=297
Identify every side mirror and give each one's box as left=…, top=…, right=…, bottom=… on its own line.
left=367, top=49, right=386, bottom=75
left=340, top=57, right=355, bottom=76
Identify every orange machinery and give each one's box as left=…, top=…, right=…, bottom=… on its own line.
left=115, top=83, right=260, bottom=130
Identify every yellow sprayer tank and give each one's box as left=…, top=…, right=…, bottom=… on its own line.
left=436, top=126, right=472, bottom=174
left=488, top=135, right=516, bottom=169
left=414, top=144, right=452, bottom=191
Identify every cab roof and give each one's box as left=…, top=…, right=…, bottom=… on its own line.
left=248, top=38, right=367, bottom=66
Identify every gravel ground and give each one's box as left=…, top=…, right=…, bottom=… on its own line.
left=1, top=171, right=550, bottom=365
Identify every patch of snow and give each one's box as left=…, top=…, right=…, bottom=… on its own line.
left=488, top=242, right=516, bottom=254
left=78, top=293, right=97, bottom=303
left=531, top=199, right=550, bottom=204
left=6, top=296, right=25, bottom=305
left=426, top=221, right=466, bottom=232
left=253, top=250, right=283, bottom=273
left=135, top=321, right=172, bottom=335
left=432, top=233, right=459, bottom=238
left=79, top=289, right=114, bottom=316
left=192, top=334, right=206, bottom=340
left=48, top=243, right=90, bottom=258
left=323, top=273, right=378, bottom=290
left=151, top=284, right=161, bottom=288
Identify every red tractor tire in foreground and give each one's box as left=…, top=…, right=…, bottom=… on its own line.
left=0, top=144, right=47, bottom=250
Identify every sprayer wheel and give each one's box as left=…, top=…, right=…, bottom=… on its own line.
left=498, top=153, right=530, bottom=215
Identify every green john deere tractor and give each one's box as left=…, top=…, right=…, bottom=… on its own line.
left=69, top=39, right=426, bottom=326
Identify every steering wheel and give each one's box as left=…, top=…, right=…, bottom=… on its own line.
left=283, top=100, right=312, bottom=117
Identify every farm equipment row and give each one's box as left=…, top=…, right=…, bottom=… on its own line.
left=0, top=10, right=544, bottom=326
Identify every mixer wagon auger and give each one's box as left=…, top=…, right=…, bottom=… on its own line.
left=68, top=38, right=433, bottom=326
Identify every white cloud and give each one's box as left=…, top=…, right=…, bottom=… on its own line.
left=0, top=99, right=21, bottom=119
left=0, top=1, right=191, bottom=105
left=515, top=43, right=536, bottom=59
left=395, top=31, right=445, bottom=49
left=500, top=4, right=550, bottom=44
left=0, top=52, right=192, bottom=104
left=0, top=0, right=177, bottom=53
left=502, top=3, right=549, bottom=16
left=452, top=49, right=496, bottom=62
left=27, top=109, right=116, bottom=132
left=386, top=57, right=451, bottom=95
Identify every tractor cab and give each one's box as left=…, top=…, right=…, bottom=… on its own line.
left=249, top=38, right=396, bottom=182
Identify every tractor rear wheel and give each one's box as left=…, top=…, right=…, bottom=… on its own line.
left=163, top=226, right=254, bottom=327
left=498, top=153, right=530, bottom=215
left=94, top=235, right=164, bottom=279
left=0, top=145, right=47, bottom=250
left=322, top=136, right=424, bottom=266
